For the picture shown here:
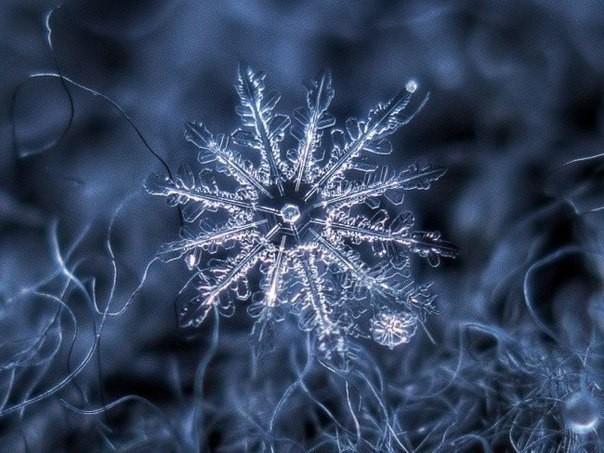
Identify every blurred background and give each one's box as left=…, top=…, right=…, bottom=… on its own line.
left=1, top=0, right=604, bottom=451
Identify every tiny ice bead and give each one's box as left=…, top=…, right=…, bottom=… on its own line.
left=185, top=253, right=198, bottom=270
left=564, top=391, right=600, bottom=434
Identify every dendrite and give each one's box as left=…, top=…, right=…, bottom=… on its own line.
left=146, top=66, right=455, bottom=367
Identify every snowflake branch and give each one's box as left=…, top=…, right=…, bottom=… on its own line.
left=293, top=252, right=352, bottom=367
left=292, top=71, right=335, bottom=191
left=265, top=235, right=287, bottom=307
left=298, top=253, right=333, bottom=333
left=185, top=121, right=273, bottom=198
left=314, top=163, right=446, bottom=209
left=317, top=211, right=457, bottom=264
left=145, top=173, right=278, bottom=215
left=309, top=229, right=395, bottom=297
left=233, top=66, right=289, bottom=195
left=304, top=86, right=429, bottom=201
left=204, top=242, right=267, bottom=302
left=158, top=219, right=267, bottom=260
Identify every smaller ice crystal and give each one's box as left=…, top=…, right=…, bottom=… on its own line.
left=370, top=311, right=418, bottom=349
left=564, top=391, right=600, bottom=434
left=280, top=204, right=301, bottom=224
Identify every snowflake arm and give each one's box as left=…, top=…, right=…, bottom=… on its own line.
left=202, top=241, right=268, bottom=301
left=185, top=121, right=272, bottom=198
left=264, top=234, right=287, bottom=308
left=145, top=166, right=278, bottom=216
left=304, top=82, right=429, bottom=201
left=232, top=66, right=290, bottom=195
left=309, top=228, right=397, bottom=299
left=245, top=234, right=288, bottom=353
left=291, top=252, right=349, bottom=364
left=316, top=164, right=446, bottom=209
left=290, top=71, right=336, bottom=191
left=320, top=210, right=457, bottom=265
left=157, top=219, right=268, bottom=263
left=182, top=227, right=279, bottom=328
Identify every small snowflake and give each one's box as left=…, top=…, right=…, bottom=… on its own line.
left=370, top=311, right=418, bottom=349
left=146, top=66, right=455, bottom=368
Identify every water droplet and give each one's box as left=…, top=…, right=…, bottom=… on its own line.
left=406, top=80, right=418, bottom=93
left=185, top=253, right=198, bottom=270
left=564, top=391, right=600, bottom=434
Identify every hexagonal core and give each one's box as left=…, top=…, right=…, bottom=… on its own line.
left=280, top=203, right=301, bottom=224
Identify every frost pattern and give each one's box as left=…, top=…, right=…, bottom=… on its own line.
left=146, top=66, right=455, bottom=368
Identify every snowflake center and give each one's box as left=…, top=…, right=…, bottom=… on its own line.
left=280, top=203, right=301, bottom=224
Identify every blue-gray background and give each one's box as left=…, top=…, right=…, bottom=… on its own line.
left=2, top=1, right=604, bottom=451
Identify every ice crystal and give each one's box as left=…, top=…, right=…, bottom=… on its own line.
left=146, top=66, right=455, bottom=368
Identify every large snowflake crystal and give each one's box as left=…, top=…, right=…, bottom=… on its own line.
left=146, top=66, right=455, bottom=366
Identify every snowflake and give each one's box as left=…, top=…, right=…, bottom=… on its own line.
left=145, top=66, right=455, bottom=367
